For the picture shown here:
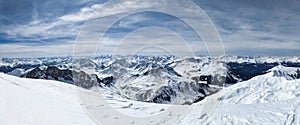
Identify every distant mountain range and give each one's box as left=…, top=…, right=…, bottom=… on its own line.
left=1, top=56, right=299, bottom=104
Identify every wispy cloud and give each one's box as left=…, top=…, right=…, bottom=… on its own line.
left=0, top=0, right=299, bottom=57
left=195, top=0, right=300, bottom=55
left=0, top=42, right=74, bottom=58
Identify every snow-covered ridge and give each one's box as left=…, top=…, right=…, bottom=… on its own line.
left=180, top=66, right=300, bottom=124
left=0, top=72, right=97, bottom=125
left=268, top=65, right=300, bottom=78
left=219, top=66, right=300, bottom=104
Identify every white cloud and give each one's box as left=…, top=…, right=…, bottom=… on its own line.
left=0, top=0, right=156, bottom=44
left=199, top=1, right=300, bottom=55
left=96, top=26, right=207, bottom=56
left=59, top=1, right=154, bottom=22
left=71, top=0, right=225, bottom=56
left=0, top=18, right=82, bottom=43
left=0, top=42, right=75, bottom=58
left=2, top=0, right=298, bottom=57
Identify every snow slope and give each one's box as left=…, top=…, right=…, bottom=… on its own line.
left=0, top=73, right=97, bottom=125
left=180, top=67, right=300, bottom=125
left=78, top=66, right=300, bottom=125
left=219, top=68, right=300, bottom=104
left=1, top=65, right=300, bottom=125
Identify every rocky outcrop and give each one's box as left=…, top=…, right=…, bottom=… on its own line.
left=21, top=66, right=115, bottom=89
left=225, top=62, right=278, bottom=83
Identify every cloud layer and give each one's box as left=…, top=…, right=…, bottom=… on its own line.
left=0, top=0, right=299, bottom=57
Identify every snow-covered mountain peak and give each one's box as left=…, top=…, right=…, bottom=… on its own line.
left=219, top=68, right=300, bottom=104
left=268, top=65, right=299, bottom=76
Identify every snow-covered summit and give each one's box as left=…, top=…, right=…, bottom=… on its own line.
left=180, top=66, right=300, bottom=124
left=219, top=66, right=300, bottom=104
left=268, top=65, right=300, bottom=78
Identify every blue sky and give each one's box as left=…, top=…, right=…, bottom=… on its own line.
left=0, top=0, right=299, bottom=57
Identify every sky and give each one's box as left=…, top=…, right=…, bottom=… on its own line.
left=0, top=0, right=299, bottom=57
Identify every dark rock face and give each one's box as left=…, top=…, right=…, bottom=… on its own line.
left=281, top=62, right=300, bottom=67
left=24, top=68, right=46, bottom=79
left=297, top=69, right=300, bottom=79
left=100, top=76, right=115, bottom=87
left=0, top=64, right=41, bottom=74
left=150, top=81, right=211, bottom=104
left=285, top=69, right=300, bottom=79
left=225, top=62, right=278, bottom=83
left=152, top=86, right=177, bottom=104
left=22, top=66, right=73, bottom=82
left=46, top=66, right=73, bottom=81
left=21, top=66, right=115, bottom=89
left=225, top=62, right=300, bottom=83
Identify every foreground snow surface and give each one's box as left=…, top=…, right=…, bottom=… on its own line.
left=0, top=73, right=97, bottom=125
left=1, top=71, right=300, bottom=125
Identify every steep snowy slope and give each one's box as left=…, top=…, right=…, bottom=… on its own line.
left=219, top=66, right=300, bottom=104
left=77, top=66, right=300, bottom=125
left=0, top=73, right=97, bottom=125
left=180, top=66, right=300, bottom=124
